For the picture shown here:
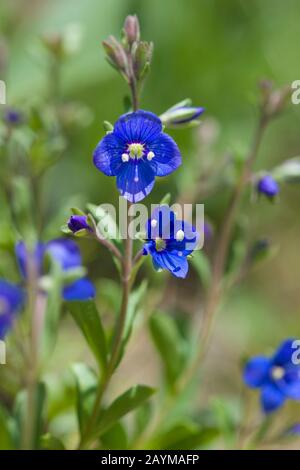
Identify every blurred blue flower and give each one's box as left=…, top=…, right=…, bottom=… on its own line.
left=15, top=239, right=95, bottom=301
left=67, top=215, right=92, bottom=234
left=143, top=205, right=199, bottom=278
left=93, top=110, right=181, bottom=202
left=243, top=338, right=300, bottom=413
left=0, top=280, right=24, bottom=339
left=3, top=108, right=23, bottom=126
left=257, top=175, right=279, bottom=198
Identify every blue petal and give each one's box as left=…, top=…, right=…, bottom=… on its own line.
left=0, top=280, right=24, bottom=339
left=243, top=356, right=270, bottom=388
left=261, top=384, right=285, bottom=413
left=277, top=367, right=300, bottom=399
left=63, top=278, right=95, bottom=301
left=116, top=161, right=155, bottom=202
left=15, top=241, right=45, bottom=279
left=146, top=206, right=176, bottom=240
left=0, top=280, right=24, bottom=315
left=0, top=314, right=13, bottom=340
left=93, top=132, right=125, bottom=176
left=46, top=239, right=82, bottom=271
left=148, top=133, right=182, bottom=176
left=168, top=219, right=199, bottom=255
left=151, top=251, right=189, bottom=278
left=272, top=338, right=297, bottom=366
left=114, top=110, right=162, bottom=143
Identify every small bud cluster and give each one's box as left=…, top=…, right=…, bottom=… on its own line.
left=102, top=15, right=153, bottom=92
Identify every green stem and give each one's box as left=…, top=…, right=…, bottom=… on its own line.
left=78, top=67, right=139, bottom=450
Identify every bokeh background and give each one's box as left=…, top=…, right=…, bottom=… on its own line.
left=1, top=0, right=300, bottom=447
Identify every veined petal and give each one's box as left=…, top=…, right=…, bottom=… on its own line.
left=93, top=132, right=125, bottom=176
left=46, top=239, right=82, bottom=271
left=261, top=384, right=285, bottom=413
left=116, top=161, right=155, bottom=202
left=151, top=251, right=189, bottom=278
left=63, top=278, right=95, bottom=301
left=243, top=356, right=270, bottom=388
left=114, top=110, right=162, bottom=143
left=148, top=133, right=182, bottom=176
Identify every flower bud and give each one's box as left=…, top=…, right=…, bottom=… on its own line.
left=3, top=108, right=23, bottom=126
left=102, top=36, right=128, bottom=74
left=67, top=215, right=92, bottom=235
left=160, top=104, right=205, bottom=128
left=132, top=41, right=153, bottom=80
left=123, top=15, right=140, bottom=46
left=259, top=81, right=291, bottom=120
left=256, top=174, right=279, bottom=199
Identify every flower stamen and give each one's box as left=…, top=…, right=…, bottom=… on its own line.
left=122, top=153, right=129, bottom=162
left=155, top=237, right=166, bottom=252
left=128, top=143, right=144, bottom=159
left=147, top=151, right=155, bottom=161
left=176, top=229, right=185, bottom=242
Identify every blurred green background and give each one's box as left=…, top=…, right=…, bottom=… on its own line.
left=1, top=0, right=300, bottom=443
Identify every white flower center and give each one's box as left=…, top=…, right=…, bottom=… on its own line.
left=271, top=366, right=285, bottom=380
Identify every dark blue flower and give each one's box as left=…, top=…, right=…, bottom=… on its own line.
left=93, top=110, right=182, bottom=202
left=243, top=339, right=300, bottom=413
left=67, top=215, right=92, bottom=234
left=63, top=278, right=96, bottom=301
left=0, top=280, right=24, bottom=339
left=257, top=175, right=279, bottom=198
left=15, top=239, right=95, bottom=301
left=143, top=206, right=199, bottom=278
left=4, top=108, right=23, bottom=126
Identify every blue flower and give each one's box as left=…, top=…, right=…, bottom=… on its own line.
left=243, top=339, right=300, bottom=413
left=3, top=108, right=23, bottom=126
left=257, top=175, right=279, bottom=198
left=93, top=110, right=182, bottom=202
left=0, top=280, right=24, bottom=339
left=143, top=206, right=199, bottom=278
left=67, top=215, right=92, bottom=234
left=15, top=239, right=95, bottom=301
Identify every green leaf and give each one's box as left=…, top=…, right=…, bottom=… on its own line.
left=150, top=420, right=219, bottom=450
left=40, top=433, right=65, bottom=450
left=68, top=300, right=107, bottom=372
left=40, top=259, right=64, bottom=362
left=191, top=251, right=212, bottom=289
left=71, top=363, right=97, bottom=435
left=271, top=157, right=300, bottom=183
left=101, top=421, right=128, bottom=450
left=96, top=385, right=155, bottom=436
left=71, top=207, right=86, bottom=216
left=0, top=406, right=15, bottom=449
left=149, top=312, right=187, bottom=387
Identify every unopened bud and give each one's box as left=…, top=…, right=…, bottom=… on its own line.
left=132, top=41, right=153, bottom=80
left=102, top=36, right=128, bottom=74
left=123, top=15, right=140, bottom=46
